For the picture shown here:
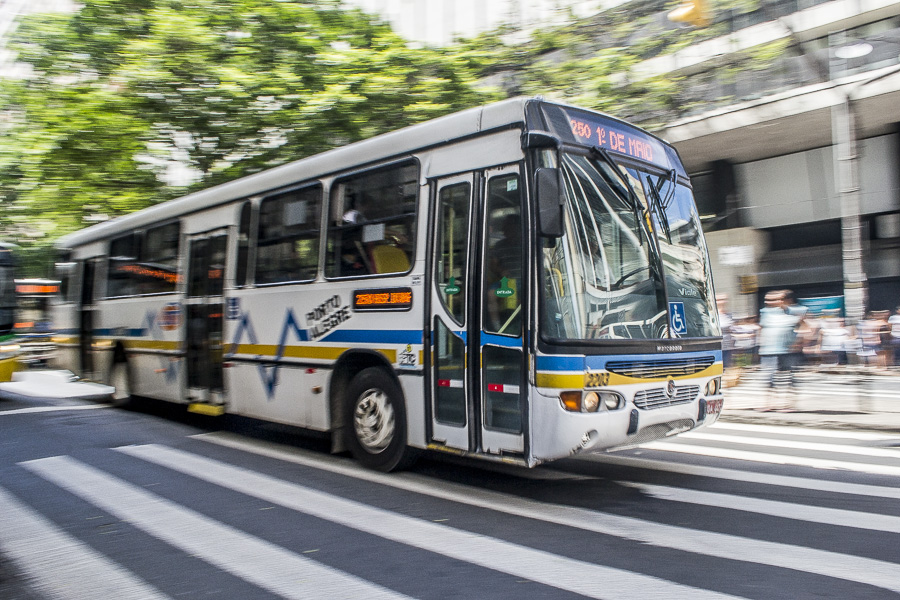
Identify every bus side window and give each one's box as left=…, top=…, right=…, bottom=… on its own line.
left=107, top=232, right=140, bottom=298
left=326, top=161, right=417, bottom=278
left=255, top=185, right=322, bottom=285
left=235, top=201, right=253, bottom=287
left=141, top=222, right=180, bottom=294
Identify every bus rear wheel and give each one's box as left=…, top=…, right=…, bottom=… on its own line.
left=343, top=367, right=414, bottom=472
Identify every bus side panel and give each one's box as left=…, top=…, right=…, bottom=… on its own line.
left=98, top=295, right=184, bottom=403
left=50, top=298, right=79, bottom=372
left=223, top=278, right=426, bottom=432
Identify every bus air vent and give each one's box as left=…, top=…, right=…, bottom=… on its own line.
left=633, top=385, right=700, bottom=410
left=605, top=356, right=714, bottom=379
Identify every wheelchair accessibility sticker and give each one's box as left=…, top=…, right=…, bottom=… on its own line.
left=669, top=302, right=687, bottom=336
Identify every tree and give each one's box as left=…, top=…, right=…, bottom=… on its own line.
left=0, top=0, right=497, bottom=262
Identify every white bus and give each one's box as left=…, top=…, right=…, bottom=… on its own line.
left=53, top=98, right=723, bottom=471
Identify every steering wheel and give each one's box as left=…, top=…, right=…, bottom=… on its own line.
left=612, top=267, right=646, bottom=289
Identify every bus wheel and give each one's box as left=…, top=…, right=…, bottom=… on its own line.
left=109, top=359, right=134, bottom=408
left=344, top=367, right=414, bottom=472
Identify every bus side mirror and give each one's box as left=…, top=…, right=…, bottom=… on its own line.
left=536, top=167, right=564, bottom=239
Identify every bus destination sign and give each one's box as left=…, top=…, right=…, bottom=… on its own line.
left=353, top=287, right=413, bottom=312
left=539, top=104, right=678, bottom=172
left=569, top=116, right=665, bottom=164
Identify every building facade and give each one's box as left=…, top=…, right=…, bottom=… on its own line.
left=652, top=0, right=900, bottom=319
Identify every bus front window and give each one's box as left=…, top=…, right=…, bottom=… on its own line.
left=541, top=152, right=667, bottom=340
left=638, top=171, right=721, bottom=338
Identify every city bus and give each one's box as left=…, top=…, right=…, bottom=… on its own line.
left=52, top=97, right=723, bottom=470
left=1, top=243, right=20, bottom=381
left=14, top=279, right=60, bottom=367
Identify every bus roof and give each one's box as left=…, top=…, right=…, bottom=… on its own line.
left=56, top=97, right=680, bottom=250
left=57, top=97, right=536, bottom=249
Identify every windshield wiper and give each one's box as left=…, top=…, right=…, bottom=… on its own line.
left=589, top=146, right=646, bottom=244
left=647, top=170, right=675, bottom=243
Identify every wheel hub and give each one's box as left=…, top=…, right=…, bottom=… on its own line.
left=353, top=388, right=395, bottom=453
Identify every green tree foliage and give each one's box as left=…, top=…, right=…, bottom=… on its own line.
left=1, top=0, right=790, bottom=275
left=0, top=0, right=496, bottom=265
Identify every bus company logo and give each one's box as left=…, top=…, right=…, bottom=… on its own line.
left=159, top=303, right=181, bottom=331
left=665, top=377, right=676, bottom=398
left=306, top=295, right=351, bottom=340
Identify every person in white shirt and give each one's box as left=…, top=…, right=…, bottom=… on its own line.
left=889, top=306, right=900, bottom=366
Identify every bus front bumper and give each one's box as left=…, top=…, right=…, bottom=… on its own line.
left=530, top=389, right=723, bottom=463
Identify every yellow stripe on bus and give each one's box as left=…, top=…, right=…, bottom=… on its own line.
left=233, top=344, right=397, bottom=364
left=536, top=363, right=724, bottom=390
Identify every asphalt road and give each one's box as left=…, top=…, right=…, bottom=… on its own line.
left=2, top=392, right=899, bottom=599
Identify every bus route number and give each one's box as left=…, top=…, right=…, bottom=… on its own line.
left=585, top=371, right=610, bottom=388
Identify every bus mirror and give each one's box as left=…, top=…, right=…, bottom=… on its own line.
left=522, top=131, right=558, bottom=149
left=536, top=167, right=564, bottom=238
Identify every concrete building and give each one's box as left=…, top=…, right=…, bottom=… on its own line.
left=650, top=0, right=900, bottom=320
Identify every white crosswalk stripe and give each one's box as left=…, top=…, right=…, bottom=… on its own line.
left=115, top=444, right=741, bottom=600
left=0, top=485, right=170, bottom=600
left=6, top=420, right=900, bottom=600
left=642, top=422, right=900, bottom=476
left=188, top=432, right=900, bottom=595
left=21, top=456, right=414, bottom=600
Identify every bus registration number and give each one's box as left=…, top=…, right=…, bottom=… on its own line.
left=706, top=398, right=723, bottom=415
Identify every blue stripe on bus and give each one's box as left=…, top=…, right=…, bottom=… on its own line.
left=320, top=329, right=423, bottom=345
left=536, top=355, right=584, bottom=371
left=536, top=350, right=722, bottom=372
left=479, top=333, right=521, bottom=348
left=584, top=349, right=722, bottom=371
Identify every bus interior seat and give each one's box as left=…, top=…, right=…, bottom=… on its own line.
left=371, top=244, right=409, bottom=274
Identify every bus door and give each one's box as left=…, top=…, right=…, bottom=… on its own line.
left=184, top=231, right=227, bottom=404
left=78, top=258, right=100, bottom=379
left=430, top=166, right=526, bottom=457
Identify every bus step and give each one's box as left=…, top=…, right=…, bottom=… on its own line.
left=187, top=403, right=225, bottom=417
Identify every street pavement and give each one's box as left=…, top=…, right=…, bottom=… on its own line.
left=721, top=366, right=900, bottom=433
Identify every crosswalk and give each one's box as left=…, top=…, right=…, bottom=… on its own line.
left=2, top=422, right=900, bottom=599
left=723, top=369, right=900, bottom=408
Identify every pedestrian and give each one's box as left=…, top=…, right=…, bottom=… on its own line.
left=717, top=294, right=734, bottom=370
left=889, top=306, right=900, bottom=367
left=818, top=313, right=850, bottom=367
left=856, top=311, right=886, bottom=368
left=757, top=290, right=800, bottom=411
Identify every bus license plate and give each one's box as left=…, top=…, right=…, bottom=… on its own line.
left=706, top=398, right=723, bottom=415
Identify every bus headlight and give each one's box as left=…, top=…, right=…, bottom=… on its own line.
left=560, top=390, right=623, bottom=412
left=601, top=391, right=624, bottom=410
left=705, top=377, right=722, bottom=396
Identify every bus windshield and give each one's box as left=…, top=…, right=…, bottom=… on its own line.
left=541, top=151, right=720, bottom=341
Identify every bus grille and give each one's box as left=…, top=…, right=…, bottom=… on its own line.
left=605, top=356, right=715, bottom=379
left=634, top=385, right=700, bottom=410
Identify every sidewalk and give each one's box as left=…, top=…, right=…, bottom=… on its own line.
left=719, top=367, right=900, bottom=434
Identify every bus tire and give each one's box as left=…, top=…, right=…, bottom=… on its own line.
left=343, top=367, right=414, bottom=472
left=109, top=359, right=134, bottom=408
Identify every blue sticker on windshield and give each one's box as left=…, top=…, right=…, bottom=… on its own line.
left=669, top=302, right=687, bottom=336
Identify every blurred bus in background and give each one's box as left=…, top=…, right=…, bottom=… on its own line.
left=53, top=98, right=723, bottom=471
left=14, top=279, right=59, bottom=368
left=0, top=243, right=21, bottom=381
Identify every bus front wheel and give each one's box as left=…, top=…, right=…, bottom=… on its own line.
left=343, top=367, right=414, bottom=472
